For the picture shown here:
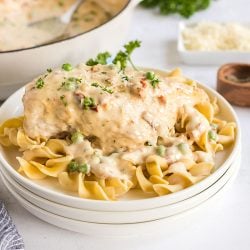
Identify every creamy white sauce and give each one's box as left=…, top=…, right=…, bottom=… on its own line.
left=184, top=105, right=210, bottom=140
left=0, top=0, right=127, bottom=51
left=22, top=64, right=211, bottom=179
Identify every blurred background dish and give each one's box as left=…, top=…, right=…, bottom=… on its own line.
left=0, top=0, right=139, bottom=99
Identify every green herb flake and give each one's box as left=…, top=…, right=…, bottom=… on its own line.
left=145, top=71, right=160, bottom=88
left=62, top=63, right=73, bottom=71
left=47, top=68, right=52, bottom=73
left=60, top=95, right=67, bottom=106
left=121, top=75, right=129, bottom=81
left=59, top=77, right=81, bottom=91
left=81, top=96, right=96, bottom=110
left=91, top=82, right=99, bottom=88
left=102, top=87, right=113, bottom=94
left=86, top=52, right=112, bottom=66
left=91, top=82, right=113, bottom=94
left=151, top=78, right=160, bottom=88
left=35, top=78, right=45, bottom=89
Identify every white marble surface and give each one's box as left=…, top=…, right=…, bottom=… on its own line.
left=1, top=0, right=250, bottom=249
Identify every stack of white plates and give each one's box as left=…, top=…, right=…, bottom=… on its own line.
left=0, top=79, right=241, bottom=237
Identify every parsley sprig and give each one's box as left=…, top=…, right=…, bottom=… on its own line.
left=86, top=40, right=141, bottom=71
left=81, top=96, right=96, bottom=110
left=140, top=0, right=211, bottom=18
left=35, top=78, right=45, bottom=89
left=60, top=95, right=68, bottom=106
left=35, top=68, right=53, bottom=89
left=113, top=40, right=141, bottom=70
left=86, top=52, right=112, bottom=66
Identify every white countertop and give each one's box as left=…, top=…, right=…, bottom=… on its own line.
left=1, top=0, right=250, bottom=249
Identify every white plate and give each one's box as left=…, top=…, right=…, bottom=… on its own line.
left=0, top=157, right=240, bottom=237
left=0, top=153, right=241, bottom=224
left=0, top=68, right=241, bottom=211
left=177, top=22, right=250, bottom=65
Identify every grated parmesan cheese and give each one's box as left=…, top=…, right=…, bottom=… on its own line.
left=182, top=22, right=250, bottom=51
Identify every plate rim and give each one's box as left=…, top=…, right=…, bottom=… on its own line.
left=0, top=152, right=241, bottom=223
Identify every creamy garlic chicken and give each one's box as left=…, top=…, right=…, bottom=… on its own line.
left=22, top=64, right=210, bottom=179
left=0, top=0, right=127, bottom=51
left=0, top=61, right=236, bottom=200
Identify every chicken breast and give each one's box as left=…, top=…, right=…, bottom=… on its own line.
left=23, top=64, right=209, bottom=154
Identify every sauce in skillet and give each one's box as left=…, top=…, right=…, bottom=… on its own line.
left=0, top=0, right=127, bottom=51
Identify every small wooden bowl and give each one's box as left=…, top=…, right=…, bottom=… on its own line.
left=217, top=63, right=250, bottom=107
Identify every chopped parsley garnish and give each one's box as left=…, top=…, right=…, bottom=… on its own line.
left=121, top=75, right=129, bottom=81
left=113, top=40, right=141, bottom=71
left=112, top=51, right=128, bottom=71
left=71, top=131, right=84, bottom=144
left=146, top=71, right=160, bottom=88
left=59, top=77, right=81, bottom=91
left=140, top=0, right=211, bottom=18
left=62, top=63, right=73, bottom=71
left=35, top=78, right=45, bottom=89
left=81, top=96, right=96, bottom=110
left=91, top=82, right=99, bottom=87
left=47, top=68, right=52, bottom=73
left=102, top=87, right=113, bottom=94
left=67, top=160, right=90, bottom=174
left=86, top=52, right=112, bottom=66
left=91, top=82, right=113, bottom=94
left=151, top=78, right=160, bottom=88
left=60, top=95, right=67, bottom=106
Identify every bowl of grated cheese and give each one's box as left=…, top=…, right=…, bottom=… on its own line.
left=178, top=21, right=250, bottom=65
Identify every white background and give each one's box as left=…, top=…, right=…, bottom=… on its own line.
left=1, top=0, right=250, bottom=249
